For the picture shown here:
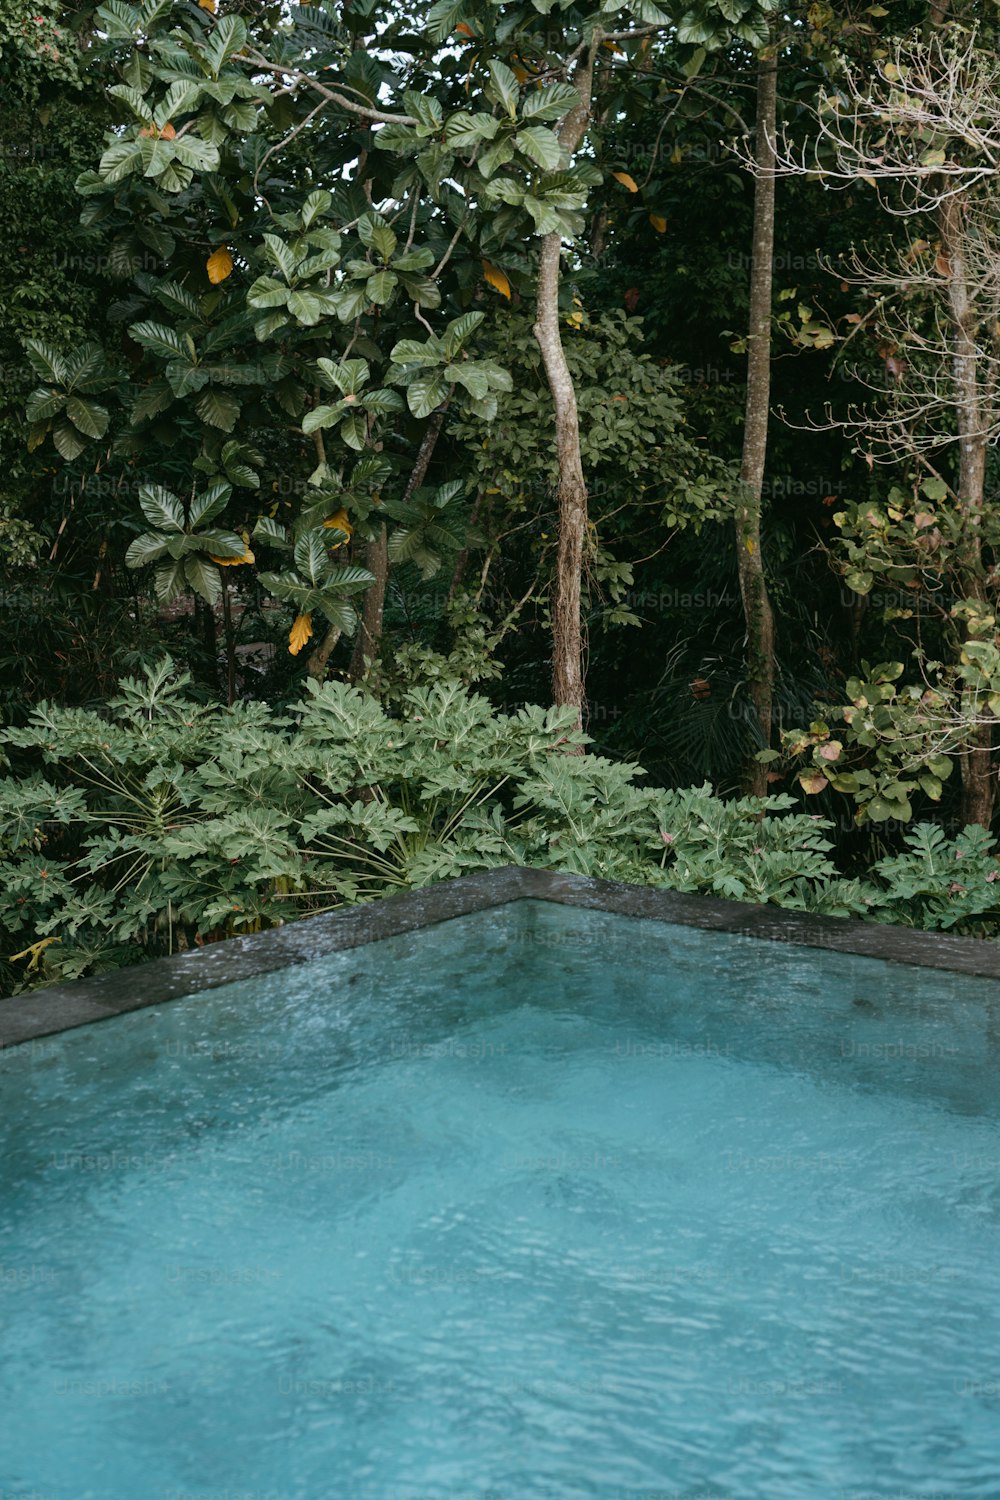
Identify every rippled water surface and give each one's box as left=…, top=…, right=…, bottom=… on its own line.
left=2, top=900, right=1000, bottom=1499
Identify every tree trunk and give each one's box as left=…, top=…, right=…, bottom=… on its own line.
left=349, top=405, right=448, bottom=685
left=532, top=41, right=598, bottom=729
left=534, top=231, right=588, bottom=724
left=221, top=578, right=236, bottom=706
left=736, top=47, right=778, bottom=798
left=195, top=594, right=218, bottom=692
left=347, top=525, right=389, bottom=684
left=447, top=489, right=484, bottom=603
left=306, top=622, right=342, bottom=681
left=940, top=193, right=994, bottom=829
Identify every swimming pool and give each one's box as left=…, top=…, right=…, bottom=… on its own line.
left=2, top=873, right=999, bottom=1498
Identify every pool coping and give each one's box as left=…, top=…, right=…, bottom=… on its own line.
left=2, top=865, right=999, bottom=1050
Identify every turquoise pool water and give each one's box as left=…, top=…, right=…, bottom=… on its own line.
left=2, top=899, right=1000, bottom=1499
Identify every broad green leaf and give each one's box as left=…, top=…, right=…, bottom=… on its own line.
left=204, top=14, right=247, bottom=76
left=520, top=83, right=579, bottom=122
left=389, top=338, right=442, bottom=368
left=369, top=224, right=398, bottom=262
left=196, top=388, right=240, bottom=431
left=170, top=135, right=219, bottom=172
left=338, top=410, right=366, bottom=449
left=130, top=380, right=174, bottom=424
left=65, top=397, right=109, bottom=439
left=486, top=59, right=519, bottom=117
left=301, top=403, right=346, bottom=434
left=247, top=274, right=289, bottom=309
left=393, top=247, right=435, bottom=271
left=190, top=480, right=233, bottom=528
left=108, top=83, right=153, bottom=123
left=396, top=272, right=441, bottom=309
left=367, top=269, right=397, bottom=303
left=23, top=339, right=68, bottom=385
left=444, top=112, right=500, bottom=148
left=286, top=290, right=327, bottom=324
left=445, top=364, right=489, bottom=400
left=301, top=189, right=333, bottom=227
left=442, top=311, right=484, bottom=358
left=154, top=559, right=186, bottom=603
left=94, top=0, right=139, bottom=39
left=254, top=309, right=289, bottom=340
left=315, top=358, right=369, bottom=395
left=252, top=516, right=288, bottom=547
left=25, top=388, right=65, bottom=422
left=165, top=361, right=209, bottom=398
left=322, top=565, right=376, bottom=590
left=153, top=280, right=202, bottom=318
left=129, top=320, right=191, bottom=361
left=125, top=532, right=170, bottom=568
left=477, top=137, right=515, bottom=177
left=844, top=568, right=873, bottom=596
left=403, top=91, right=444, bottom=133
left=199, top=528, right=247, bottom=559
left=184, top=555, right=222, bottom=606
left=331, top=284, right=370, bottom=321
left=263, top=233, right=299, bottom=282
left=138, top=484, right=185, bottom=531
left=406, top=372, right=450, bottom=418
left=360, top=388, right=404, bottom=414
left=294, top=528, right=329, bottom=585
left=515, top=126, right=564, bottom=171
left=52, top=423, right=86, bottom=461
left=99, top=139, right=143, bottom=183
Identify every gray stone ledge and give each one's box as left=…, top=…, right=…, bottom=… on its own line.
left=3, top=865, right=999, bottom=1050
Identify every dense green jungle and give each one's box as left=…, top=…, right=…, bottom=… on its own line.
left=4, top=0, right=1000, bottom=990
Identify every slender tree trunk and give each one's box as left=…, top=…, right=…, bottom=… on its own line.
left=940, top=193, right=994, bottom=828
left=349, top=406, right=448, bottom=685
left=535, top=232, right=588, bottom=724
left=532, top=41, right=598, bottom=728
left=447, top=489, right=484, bottom=603
left=307, top=621, right=343, bottom=680
left=347, top=526, right=389, bottom=684
left=195, top=594, right=218, bottom=691
left=221, top=578, right=236, bottom=706
left=736, top=47, right=778, bottom=797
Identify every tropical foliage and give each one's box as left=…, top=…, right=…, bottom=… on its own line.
left=4, top=0, right=1000, bottom=991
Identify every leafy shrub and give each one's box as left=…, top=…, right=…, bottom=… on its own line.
left=865, top=822, right=1000, bottom=933
left=3, top=660, right=999, bottom=995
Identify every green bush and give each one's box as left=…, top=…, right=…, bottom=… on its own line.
left=2, top=660, right=999, bottom=995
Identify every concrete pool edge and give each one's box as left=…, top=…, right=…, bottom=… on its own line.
left=3, top=865, right=1000, bottom=1049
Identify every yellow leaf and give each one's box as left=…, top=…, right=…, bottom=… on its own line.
left=602, top=39, right=624, bottom=52
left=483, top=260, right=511, bottom=299
left=745, top=537, right=755, bottom=554
left=198, top=0, right=216, bottom=10
left=565, top=311, right=583, bottom=329
left=210, top=547, right=254, bottom=566
left=289, top=613, right=313, bottom=656
left=612, top=171, right=639, bottom=192
left=798, top=773, right=829, bottom=795
left=649, top=213, right=667, bottom=233
left=207, top=246, right=234, bottom=285
left=9, top=936, right=60, bottom=970
left=323, top=507, right=353, bottom=545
